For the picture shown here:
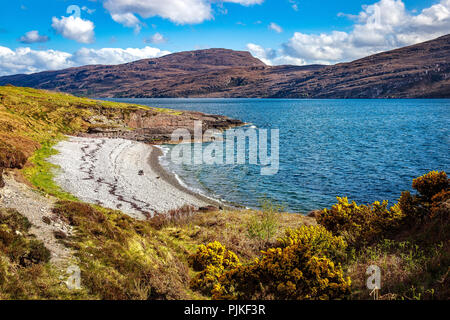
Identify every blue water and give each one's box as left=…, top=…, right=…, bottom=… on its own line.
left=106, top=98, right=450, bottom=213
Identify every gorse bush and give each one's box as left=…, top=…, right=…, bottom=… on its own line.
left=279, top=225, right=347, bottom=264
left=412, top=171, right=448, bottom=201
left=189, top=241, right=240, bottom=294
left=189, top=241, right=240, bottom=272
left=318, top=172, right=449, bottom=247
left=399, top=171, right=449, bottom=221
left=213, top=225, right=351, bottom=300
left=317, top=197, right=404, bottom=246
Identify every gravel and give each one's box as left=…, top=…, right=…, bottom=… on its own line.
left=49, top=137, right=210, bottom=219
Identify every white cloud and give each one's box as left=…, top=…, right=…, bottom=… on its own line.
left=246, top=43, right=276, bottom=65
left=144, top=32, right=167, bottom=44
left=51, top=16, right=95, bottom=44
left=19, top=30, right=49, bottom=44
left=272, top=55, right=307, bottom=66
left=0, top=47, right=73, bottom=76
left=289, top=0, right=299, bottom=11
left=111, top=13, right=142, bottom=33
left=103, top=0, right=264, bottom=27
left=104, top=0, right=212, bottom=25
left=0, top=46, right=170, bottom=76
left=249, top=0, right=450, bottom=66
left=246, top=43, right=307, bottom=66
left=71, top=46, right=170, bottom=65
left=281, top=0, right=450, bottom=65
left=250, top=0, right=450, bottom=66
left=269, top=22, right=283, bottom=33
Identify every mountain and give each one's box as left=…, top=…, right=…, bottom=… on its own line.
left=1, top=36, right=449, bottom=98
left=276, top=34, right=450, bottom=98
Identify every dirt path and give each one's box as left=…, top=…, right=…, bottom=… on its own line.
left=0, top=173, right=73, bottom=265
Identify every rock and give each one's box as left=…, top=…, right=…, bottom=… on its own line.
left=53, top=230, right=68, bottom=240
left=42, top=216, right=52, bottom=225
left=198, top=206, right=219, bottom=213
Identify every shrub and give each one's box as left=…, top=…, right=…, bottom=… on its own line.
left=213, top=225, right=351, bottom=300
left=147, top=205, right=196, bottom=230
left=399, top=172, right=449, bottom=221
left=0, top=208, right=50, bottom=266
left=189, top=241, right=240, bottom=272
left=279, top=225, right=347, bottom=263
left=0, top=141, right=27, bottom=169
left=430, top=189, right=450, bottom=218
left=0, top=141, right=27, bottom=189
left=247, top=199, right=282, bottom=242
left=412, top=171, right=448, bottom=200
left=317, top=197, right=404, bottom=246
left=53, top=201, right=106, bottom=227
left=189, top=241, right=240, bottom=294
left=0, top=209, right=72, bottom=300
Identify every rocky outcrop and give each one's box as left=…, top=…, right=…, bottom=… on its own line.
left=0, top=35, right=449, bottom=98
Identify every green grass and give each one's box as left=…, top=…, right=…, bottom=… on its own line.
left=22, top=137, right=77, bottom=201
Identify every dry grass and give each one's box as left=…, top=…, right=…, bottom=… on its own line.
left=184, top=209, right=315, bottom=261
left=46, top=199, right=316, bottom=300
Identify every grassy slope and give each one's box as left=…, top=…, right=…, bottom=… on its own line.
left=0, top=86, right=146, bottom=196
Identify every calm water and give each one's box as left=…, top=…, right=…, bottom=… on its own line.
left=106, top=98, right=450, bottom=213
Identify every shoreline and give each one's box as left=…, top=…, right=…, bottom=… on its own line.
left=148, top=145, right=229, bottom=210
left=49, top=136, right=225, bottom=219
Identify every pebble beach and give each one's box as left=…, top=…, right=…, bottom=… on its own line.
left=49, top=137, right=217, bottom=219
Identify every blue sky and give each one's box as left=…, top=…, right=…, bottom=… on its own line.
left=0, top=0, right=449, bottom=75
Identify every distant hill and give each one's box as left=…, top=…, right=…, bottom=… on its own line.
left=1, top=35, right=449, bottom=98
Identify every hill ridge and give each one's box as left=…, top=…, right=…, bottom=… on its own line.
left=0, top=35, right=449, bottom=98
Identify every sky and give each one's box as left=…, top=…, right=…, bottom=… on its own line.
left=0, top=0, right=449, bottom=76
